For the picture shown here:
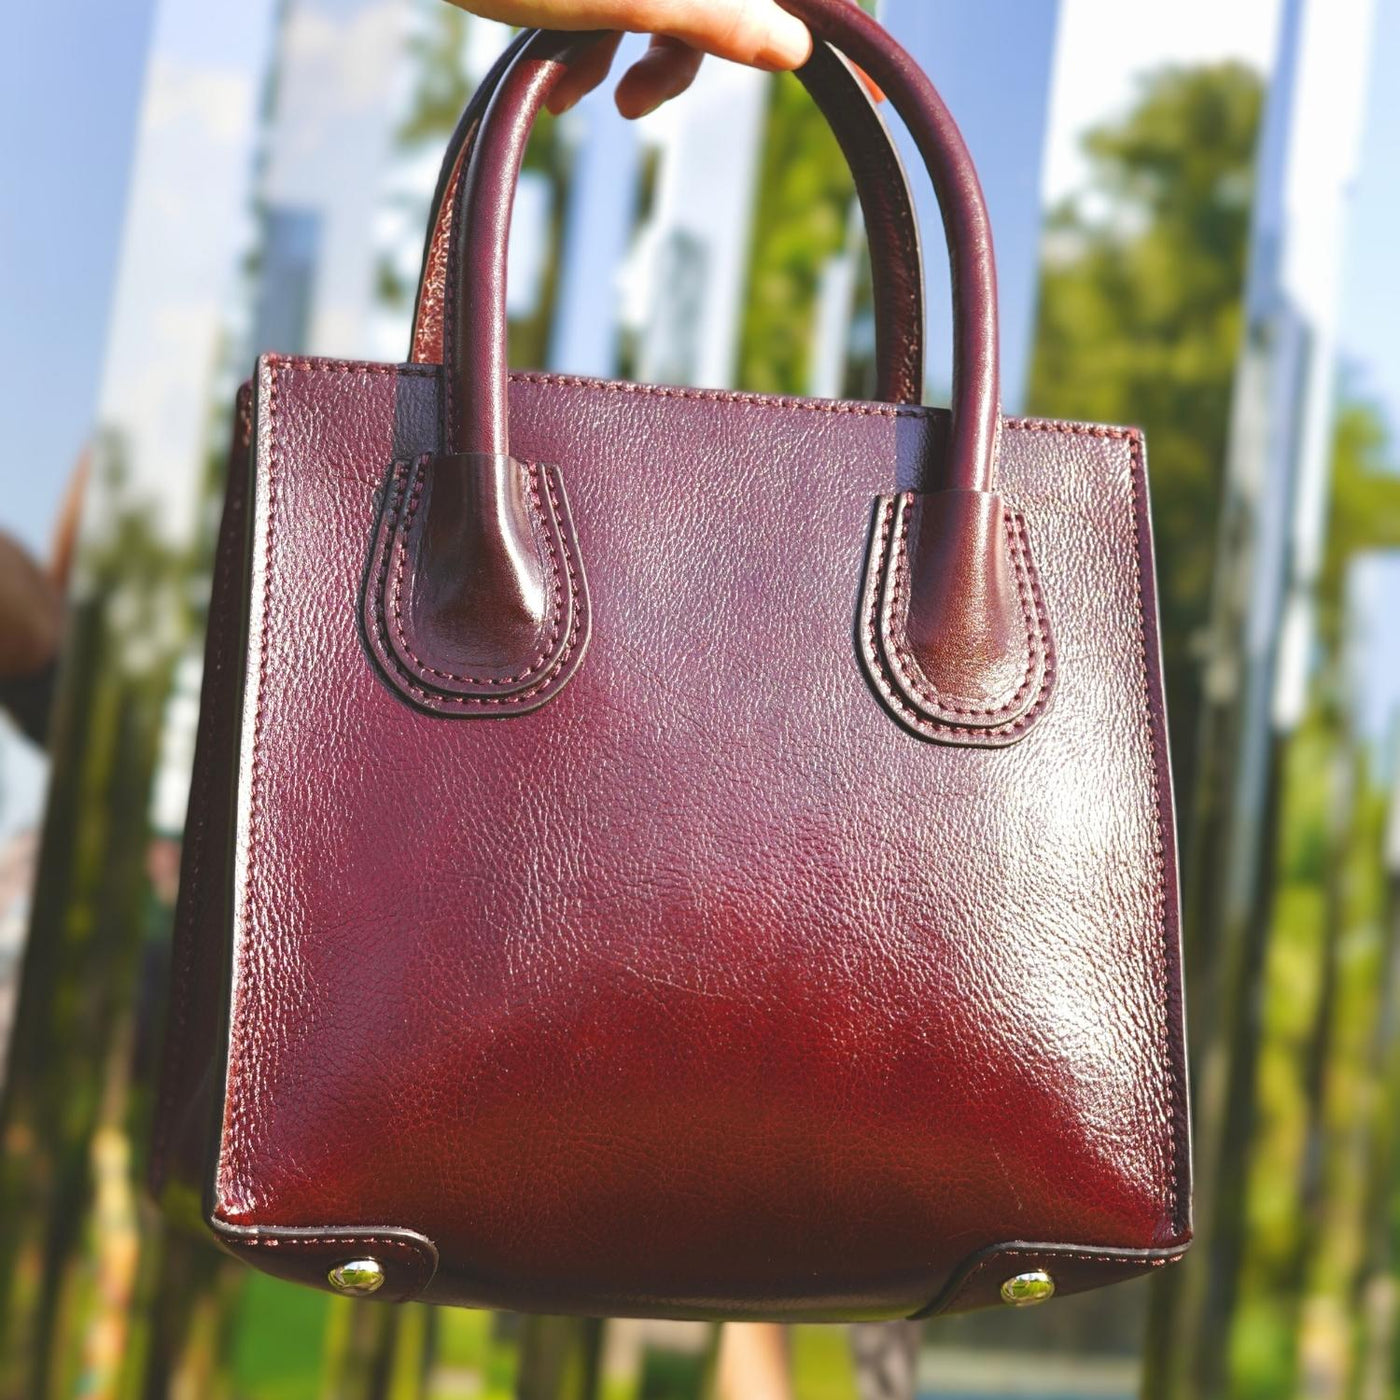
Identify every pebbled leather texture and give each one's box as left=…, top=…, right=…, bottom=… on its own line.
left=919, top=1240, right=1185, bottom=1316
left=858, top=490, right=1055, bottom=745
left=362, top=452, right=590, bottom=714
left=215, top=1223, right=439, bottom=1304
left=446, top=19, right=1012, bottom=722
left=180, top=359, right=1189, bottom=1318
left=410, top=28, right=530, bottom=370
left=450, top=7, right=997, bottom=490
left=411, top=36, right=926, bottom=406
left=156, top=10, right=1192, bottom=1320
left=151, top=382, right=254, bottom=1205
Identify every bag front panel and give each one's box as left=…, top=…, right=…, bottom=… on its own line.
left=209, top=355, right=1187, bottom=1318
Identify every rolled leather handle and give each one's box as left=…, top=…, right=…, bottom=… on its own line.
left=410, top=27, right=532, bottom=368
left=412, top=30, right=925, bottom=404
left=448, top=1, right=1000, bottom=492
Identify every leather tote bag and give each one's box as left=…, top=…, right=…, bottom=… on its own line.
left=154, top=0, right=1191, bottom=1321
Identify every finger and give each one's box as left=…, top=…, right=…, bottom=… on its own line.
left=0, top=534, right=63, bottom=680
left=614, top=36, right=705, bottom=119
left=445, top=0, right=812, bottom=71
left=545, top=31, right=624, bottom=114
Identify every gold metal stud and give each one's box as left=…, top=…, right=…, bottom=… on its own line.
left=327, top=1257, right=386, bottom=1296
left=999, top=1270, right=1055, bottom=1307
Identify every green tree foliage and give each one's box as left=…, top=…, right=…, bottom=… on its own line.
left=1027, top=61, right=1400, bottom=1400
left=1320, top=398, right=1400, bottom=655
left=1027, top=63, right=1264, bottom=788
left=377, top=4, right=475, bottom=317
left=737, top=69, right=857, bottom=396
left=385, top=6, right=564, bottom=369
left=399, top=4, right=474, bottom=146
left=1227, top=397, right=1400, bottom=1398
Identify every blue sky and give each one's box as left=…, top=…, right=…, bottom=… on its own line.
left=2, top=0, right=158, bottom=555
left=10, top=0, right=1392, bottom=552
left=1340, top=0, right=1400, bottom=753
left=1341, top=0, right=1400, bottom=425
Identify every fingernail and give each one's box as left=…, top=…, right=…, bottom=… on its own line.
left=617, top=54, right=690, bottom=119
left=621, top=83, right=672, bottom=120
left=757, top=12, right=812, bottom=70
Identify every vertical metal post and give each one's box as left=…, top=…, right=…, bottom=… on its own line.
left=1143, top=2, right=1376, bottom=1393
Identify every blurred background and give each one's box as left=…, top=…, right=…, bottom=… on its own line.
left=2, top=0, right=1399, bottom=1395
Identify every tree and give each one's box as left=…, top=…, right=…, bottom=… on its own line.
left=1027, top=62, right=1264, bottom=803
left=380, top=5, right=567, bottom=371
left=737, top=69, right=859, bottom=397
left=1226, top=396, right=1400, bottom=1399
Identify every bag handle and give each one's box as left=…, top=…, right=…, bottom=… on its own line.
left=409, top=27, right=531, bottom=369
left=410, top=28, right=927, bottom=406
left=446, top=0, right=1000, bottom=493
left=363, top=6, right=1051, bottom=742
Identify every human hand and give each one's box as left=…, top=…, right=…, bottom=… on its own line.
left=0, top=533, right=62, bottom=683
left=0, top=448, right=83, bottom=739
left=443, top=1, right=814, bottom=118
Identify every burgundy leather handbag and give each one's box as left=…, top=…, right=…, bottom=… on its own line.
left=155, top=0, right=1191, bottom=1321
